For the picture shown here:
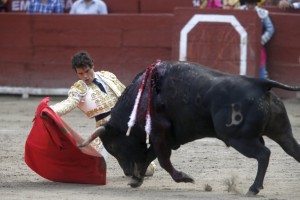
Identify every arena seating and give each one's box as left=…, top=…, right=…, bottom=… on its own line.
left=5, top=0, right=194, bottom=13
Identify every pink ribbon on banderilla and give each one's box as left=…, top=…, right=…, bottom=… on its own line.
left=126, top=60, right=160, bottom=147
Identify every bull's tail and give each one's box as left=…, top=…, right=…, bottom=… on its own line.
left=259, top=78, right=300, bottom=91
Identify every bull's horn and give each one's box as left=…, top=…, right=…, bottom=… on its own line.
left=78, top=126, right=106, bottom=148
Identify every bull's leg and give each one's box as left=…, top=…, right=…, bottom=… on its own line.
left=271, top=134, right=300, bottom=162
left=153, top=142, right=194, bottom=183
left=151, top=118, right=194, bottom=183
left=265, top=113, right=300, bottom=162
left=228, top=138, right=271, bottom=196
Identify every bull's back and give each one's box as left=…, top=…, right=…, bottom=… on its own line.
left=154, top=62, right=223, bottom=143
left=154, top=62, right=270, bottom=144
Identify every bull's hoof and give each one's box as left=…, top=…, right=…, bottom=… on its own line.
left=246, top=185, right=263, bottom=196
left=128, top=177, right=144, bottom=188
left=246, top=190, right=257, bottom=196
left=173, top=171, right=194, bottom=183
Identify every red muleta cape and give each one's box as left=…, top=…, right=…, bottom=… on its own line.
left=24, top=97, right=106, bottom=185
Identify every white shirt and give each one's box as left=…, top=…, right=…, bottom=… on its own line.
left=69, top=0, right=108, bottom=14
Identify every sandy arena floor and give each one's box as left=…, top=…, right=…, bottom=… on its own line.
left=0, top=95, right=300, bottom=200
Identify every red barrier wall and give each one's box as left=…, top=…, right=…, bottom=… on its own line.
left=103, top=0, right=140, bottom=13
left=0, top=8, right=300, bottom=98
left=266, top=12, right=300, bottom=97
left=140, top=0, right=193, bottom=13
left=0, top=13, right=173, bottom=88
left=172, top=8, right=261, bottom=76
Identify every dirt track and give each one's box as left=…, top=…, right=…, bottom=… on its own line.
left=0, top=95, right=300, bottom=200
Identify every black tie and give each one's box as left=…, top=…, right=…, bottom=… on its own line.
left=93, top=78, right=106, bottom=93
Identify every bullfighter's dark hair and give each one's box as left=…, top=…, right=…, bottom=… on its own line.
left=71, top=51, right=94, bottom=71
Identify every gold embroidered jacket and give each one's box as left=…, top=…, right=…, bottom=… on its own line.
left=50, top=71, right=125, bottom=123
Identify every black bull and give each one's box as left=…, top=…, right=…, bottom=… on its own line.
left=80, top=61, right=300, bottom=195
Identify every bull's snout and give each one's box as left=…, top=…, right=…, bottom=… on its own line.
left=120, top=161, right=135, bottom=177
left=128, top=176, right=144, bottom=188
left=124, top=171, right=132, bottom=177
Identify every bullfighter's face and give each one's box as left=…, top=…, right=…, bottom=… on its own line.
left=75, top=66, right=95, bottom=85
left=100, top=126, right=149, bottom=177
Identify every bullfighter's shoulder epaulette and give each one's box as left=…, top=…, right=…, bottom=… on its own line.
left=99, top=71, right=117, bottom=81
left=70, top=80, right=88, bottom=96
